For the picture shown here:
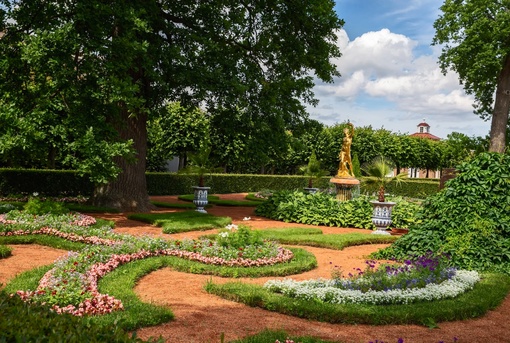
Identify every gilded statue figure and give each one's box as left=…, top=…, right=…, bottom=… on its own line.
left=337, top=122, right=354, bottom=178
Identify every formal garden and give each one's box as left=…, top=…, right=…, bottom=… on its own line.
left=1, top=152, right=509, bottom=343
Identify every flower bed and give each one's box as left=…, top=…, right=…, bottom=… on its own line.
left=264, top=254, right=480, bottom=305
left=1, top=211, right=293, bottom=316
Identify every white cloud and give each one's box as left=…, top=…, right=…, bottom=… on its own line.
left=308, top=28, right=491, bottom=138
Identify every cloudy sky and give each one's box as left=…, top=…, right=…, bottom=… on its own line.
left=307, top=0, right=492, bottom=139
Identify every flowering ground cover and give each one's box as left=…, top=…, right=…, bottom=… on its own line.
left=0, top=210, right=303, bottom=316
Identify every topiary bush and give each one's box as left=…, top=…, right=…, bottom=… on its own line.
left=375, top=153, right=510, bottom=274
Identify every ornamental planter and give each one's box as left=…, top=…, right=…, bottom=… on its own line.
left=303, top=187, right=319, bottom=194
left=192, top=186, right=210, bottom=213
left=370, top=201, right=395, bottom=235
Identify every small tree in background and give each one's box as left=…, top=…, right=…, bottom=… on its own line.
left=299, top=151, right=328, bottom=188
left=361, top=156, right=407, bottom=202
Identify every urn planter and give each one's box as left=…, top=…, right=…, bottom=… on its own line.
left=192, top=186, right=210, bottom=213
left=370, top=201, right=395, bottom=235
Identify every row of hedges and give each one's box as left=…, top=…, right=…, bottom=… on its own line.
left=0, top=169, right=440, bottom=198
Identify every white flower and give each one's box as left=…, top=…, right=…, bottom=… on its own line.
left=243, top=217, right=251, bottom=221
left=32, top=192, right=39, bottom=197
left=218, top=232, right=229, bottom=238
left=225, top=224, right=238, bottom=231
left=264, top=270, right=480, bottom=305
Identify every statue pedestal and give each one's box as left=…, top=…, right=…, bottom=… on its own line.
left=330, top=177, right=360, bottom=201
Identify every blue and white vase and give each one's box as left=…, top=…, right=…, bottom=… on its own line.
left=192, top=186, right=210, bottom=213
left=370, top=201, right=395, bottom=235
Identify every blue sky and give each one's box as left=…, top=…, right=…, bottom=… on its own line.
left=307, top=0, right=492, bottom=139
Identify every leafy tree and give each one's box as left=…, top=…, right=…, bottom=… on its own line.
left=433, top=0, right=510, bottom=152
left=299, top=151, right=328, bottom=188
left=147, top=103, right=209, bottom=172
left=0, top=0, right=343, bottom=211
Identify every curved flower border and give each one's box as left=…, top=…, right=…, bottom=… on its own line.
left=1, top=213, right=294, bottom=316
left=264, top=270, right=480, bottom=305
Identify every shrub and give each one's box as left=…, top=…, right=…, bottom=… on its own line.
left=255, top=191, right=419, bottom=230
left=23, top=198, right=69, bottom=215
left=375, top=153, right=510, bottom=273
left=0, top=291, right=149, bottom=342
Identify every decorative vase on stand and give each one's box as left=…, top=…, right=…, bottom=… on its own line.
left=370, top=201, right=395, bottom=235
left=192, top=186, right=210, bottom=213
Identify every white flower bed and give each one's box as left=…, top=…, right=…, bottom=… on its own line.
left=264, top=270, right=480, bottom=305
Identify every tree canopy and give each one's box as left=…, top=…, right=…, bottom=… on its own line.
left=0, top=0, right=343, bottom=211
left=433, top=0, right=510, bottom=153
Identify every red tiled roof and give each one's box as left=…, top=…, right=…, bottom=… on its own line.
left=409, top=132, right=441, bottom=140
left=417, top=122, right=430, bottom=127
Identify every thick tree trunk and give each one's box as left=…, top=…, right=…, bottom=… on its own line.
left=90, top=108, right=154, bottom=212
left=490, top=54, right=510, bottom=153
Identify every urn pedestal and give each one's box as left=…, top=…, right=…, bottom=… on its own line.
left=192, top=186, right=210, bottom=213
left=329, top=177, right=360, bottom=201
left=371, top=201, right=395, bottom=235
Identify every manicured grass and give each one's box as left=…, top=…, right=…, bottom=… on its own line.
left=0, top=244, right=12, bottom=259
left=4, top=244, right=316, bottom=331
left=66, top=203, right=120, bottom=213
left=178, top=194, right=262, bottom=207
left=128, top=211, right=232, bottom=233
left=150, top=201, right=197, bottom=209
left=245, top=193, right=268, bottom=202
left=205, top=273, right=510, bottom=326
left=202, top=227, right=397, bottom=250
left=260, top=229, right=398, bottom=249
left=230, top=329, right=335, bottom=343
left=0, top=235, right=87, bottom=251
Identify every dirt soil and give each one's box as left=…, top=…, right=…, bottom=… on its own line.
left=1, top=193, right=509, bottom=343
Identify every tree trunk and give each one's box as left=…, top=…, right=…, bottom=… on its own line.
left=89, top=108, right=154, bottom=212
left=490, top=54, right=510, bottom=153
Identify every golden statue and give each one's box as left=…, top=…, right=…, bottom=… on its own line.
left=337, top=122, right=354, bottom=178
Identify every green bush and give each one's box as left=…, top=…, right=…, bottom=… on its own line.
left=23, top=198, right=70, bottom=215
left=0, top=203, right=17, bottom=213
left=255, top=191, right=420, bottom=230
left=0, top=244, right=12, bottom=258
left=0, top=291, right=150, bottom=342
left=375, top=153, right=510, bottom=273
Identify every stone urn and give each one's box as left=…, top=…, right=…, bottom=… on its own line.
left=192, top=186, right=210, bottom=213
left=370, top=201, right=395, bottom=235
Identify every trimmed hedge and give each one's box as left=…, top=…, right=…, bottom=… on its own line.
left=0, top=169, right=439, bottom=198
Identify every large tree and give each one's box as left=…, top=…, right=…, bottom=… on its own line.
left=0, top=1, right=343, bottom=211
left=433, top=0, right=510, bottom=153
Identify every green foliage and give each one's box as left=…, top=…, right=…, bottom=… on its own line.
left=216, top=226, right=263, bottom=249
left=206, top=273, right=510, bottom=326
left=0, top=203, right=17, bottom=214
left=376, top=153, right=510, bottom=273
left=23, top=198, right=70, bottom=215
left=255, top=191, right=419, bottom=230
left=0, top=168, right=440, bottom=197
left=229, top=329, right=334, bottom=343
left=351, top=153, right=361, bottom=178
left=0, top=291, right=150, bottom=343
left=0, top=244, right=12, bottom=259
left=361, top=156, right=407, bottom=202
left=127, top=211, right=232, bottom=234
left=299, top=151, right=329, bottom=188
left=258, top=229, right=397, bottom=250
left=0, top=169, right=94, bottom=196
